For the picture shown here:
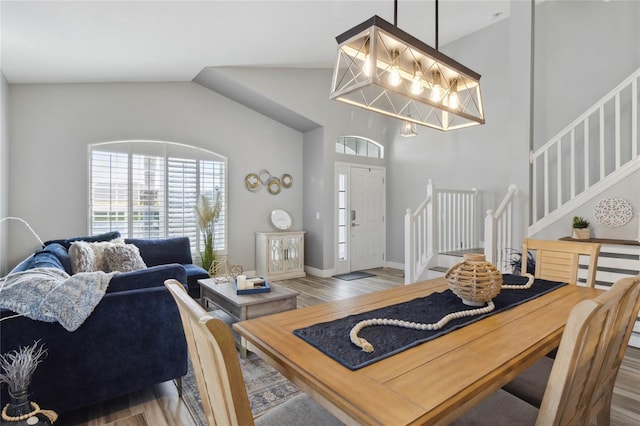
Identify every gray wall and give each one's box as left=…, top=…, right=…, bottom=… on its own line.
left=206, top=68, right=391, bottom=271
left=534, top=0, right=640, bottom=145
left=531, top=0, right=640, bottom=240
left=386, top=17, right=518, bottom=263
left=6, top=82, right=304, bottom=271
left=0, top=72, right=8, bottom=275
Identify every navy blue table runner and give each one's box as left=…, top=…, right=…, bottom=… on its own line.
left=293, top=274, right=566, bottom=370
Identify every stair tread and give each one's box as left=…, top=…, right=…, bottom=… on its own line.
left=440, top=248, right=484, bottom=257
left=429, top=266, right=449, bottom=273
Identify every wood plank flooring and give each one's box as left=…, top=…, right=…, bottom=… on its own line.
left=62, top=268, right=639, bottom=425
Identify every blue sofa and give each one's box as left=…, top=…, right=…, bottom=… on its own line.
left=0, top=232, right=209, bottom=415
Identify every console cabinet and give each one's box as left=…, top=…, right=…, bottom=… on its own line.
left=255, top=231, right=306, bottom=280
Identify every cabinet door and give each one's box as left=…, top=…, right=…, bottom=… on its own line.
left=284, top=234, right=303, bottom=272
left=268, top=236, right=286, bottom=275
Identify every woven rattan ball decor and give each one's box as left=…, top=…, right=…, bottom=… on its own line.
left=445, top=254, right=503, bottom=306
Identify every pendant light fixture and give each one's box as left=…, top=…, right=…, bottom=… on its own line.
left=330, top=0, right=485, bottom=131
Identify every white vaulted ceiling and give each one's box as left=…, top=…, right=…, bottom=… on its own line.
left=1, top=0, right=510, bottom=84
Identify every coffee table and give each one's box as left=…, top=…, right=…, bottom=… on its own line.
left=197, top=278, right=298, bottom=357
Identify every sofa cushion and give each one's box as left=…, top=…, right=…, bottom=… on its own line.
left=103, top=244, right=147, bottom=272
left=45, top=231, right=122, bottom=250
left=125, top=237, right=193, bottom=266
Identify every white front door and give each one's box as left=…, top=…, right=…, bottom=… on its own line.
left=349, top=167, right=385, bottom=271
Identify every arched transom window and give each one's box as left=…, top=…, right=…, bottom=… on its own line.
left=335, top=136, right=384, bottom=159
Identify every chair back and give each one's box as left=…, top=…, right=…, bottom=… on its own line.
left=522, top=239, right=601, bottom=287
left=165, top=279, right=254, bottom=426
left=536, top=275, right=640, bottom=425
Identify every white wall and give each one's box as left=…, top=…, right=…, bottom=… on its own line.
left=386, top=18, right=517, bottom=262
left=531, top=0, right=640, bottom=241
left=0, top=72, right=9, bottom=275
left=204, top=68, right=391, bottom=271
left=7, top=82, right=304, bottom=271
left=534, top=0, right=640, bottom=145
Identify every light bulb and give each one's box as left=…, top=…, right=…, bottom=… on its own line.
left=389, top=64, right=402, bottom=86
left=431, top=84, right=441, bottom=102
left=411, top=70, right=424, bottom=95
left=449, top=92, right=459, bottom=109
left=363, top=53, right=372, bottom=77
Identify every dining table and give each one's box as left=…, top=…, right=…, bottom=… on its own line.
left=233, top=276, right=602, bottom=425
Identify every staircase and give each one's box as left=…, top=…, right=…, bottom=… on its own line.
left=529, top=66, right=640, bottom=236
left=404, top=181, right=519, bottom=284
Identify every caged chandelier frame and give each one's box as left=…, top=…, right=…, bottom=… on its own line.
left=330, top=0, right=485, bottom=132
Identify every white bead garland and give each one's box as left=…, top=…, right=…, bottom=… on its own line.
left=501, top=273, right=535, bottom=289
left=350, top=301, right=496, bottom=353
left=349, top=274, right=538, bottom=353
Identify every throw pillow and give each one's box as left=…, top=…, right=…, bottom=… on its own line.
left=68, top=238, right=125, bottom=273
left=69, top=241, right=96, bottom=274
left=103, top=244, right=147, bottom=273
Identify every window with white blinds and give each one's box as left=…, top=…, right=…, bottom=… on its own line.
left=89, top=141, right=227, bottom=256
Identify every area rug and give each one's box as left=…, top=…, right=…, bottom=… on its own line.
left=333, top=271, right=375, bottom=281
left=182, top=353, right=301, bottom=425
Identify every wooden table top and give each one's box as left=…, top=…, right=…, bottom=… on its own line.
left=233, top=277, right=602, bottom=425
left=198, top=278, right=299, bottom=306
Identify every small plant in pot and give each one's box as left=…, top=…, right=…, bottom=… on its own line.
left=572, top=216, right=590, bottom=240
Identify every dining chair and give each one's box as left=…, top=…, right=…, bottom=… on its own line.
left=452, top=274, right=640, bottom=426
left=164, top=279, right=344, bottom=426
left=502, top=238, right=602, bottom=406
left=522, top=238, right=601, bottom=287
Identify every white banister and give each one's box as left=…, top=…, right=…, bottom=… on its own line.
left=484, top=185, right=519, bottom=271
left=530, top=67, right=640, bottom=232
left=405, top=180, right=478, bottom=284
left=405, top=180, right=435, bottom=284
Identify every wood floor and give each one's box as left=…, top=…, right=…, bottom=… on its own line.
left=63, top=268, right=639, bottom=425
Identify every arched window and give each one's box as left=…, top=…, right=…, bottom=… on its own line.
left=89, top=141, right=227, bottom=255
left=335, top=136, right=384, bottom=159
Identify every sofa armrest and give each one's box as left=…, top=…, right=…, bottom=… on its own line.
left=106, top=263, right=187, bottom=293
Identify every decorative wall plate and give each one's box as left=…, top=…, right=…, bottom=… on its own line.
left=271, top=209, right=292, bottom=230
left=282, top=174, right=293, bottom=188
left=593, top=197, right=634, bottom=227
left=245, top=173, right=260, bottom=191
left=267, top=178, right=282, bottom=195
left=258, top=169, right=272, bottom=185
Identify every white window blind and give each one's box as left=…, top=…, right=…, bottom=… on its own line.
left=89, top=141, right=227, bottom=256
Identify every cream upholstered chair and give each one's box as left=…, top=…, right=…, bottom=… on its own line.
left=522, top=238, right=601, bottom=287
left=452, top=275, right=640, bottom=426
left=164, top=279, right=344, bottom=426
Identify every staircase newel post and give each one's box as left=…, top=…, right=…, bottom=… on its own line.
left=405, top=208, right=414, bottom=285
left=485, top=209, right=496, bottom=265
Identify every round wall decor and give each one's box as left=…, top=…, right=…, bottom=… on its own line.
left=245, top=173, right=260, bottom=191
left=281, top=174, right=293, bottom=188
left=267, top=178, right=282, bottom=195
left=593, top=197, right=634, bottom=228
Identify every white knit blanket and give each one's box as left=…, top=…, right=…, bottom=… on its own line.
left=0, top=267, right=115, bottom=331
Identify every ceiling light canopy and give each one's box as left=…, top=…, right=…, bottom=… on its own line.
left=330, top=9, right=485, bottom=132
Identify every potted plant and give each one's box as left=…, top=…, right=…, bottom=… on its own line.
left=572, top=216, right=590, bottom=239
left=195, top=190, right=222, bottom=275
left=0, top=340, right=57, bottom=424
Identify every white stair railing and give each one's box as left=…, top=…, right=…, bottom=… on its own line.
left=405, top=180, right=478, bottom=284
left=484, top=185, right=519, bottom=272
left=530, top=67, right=640, bottom=234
